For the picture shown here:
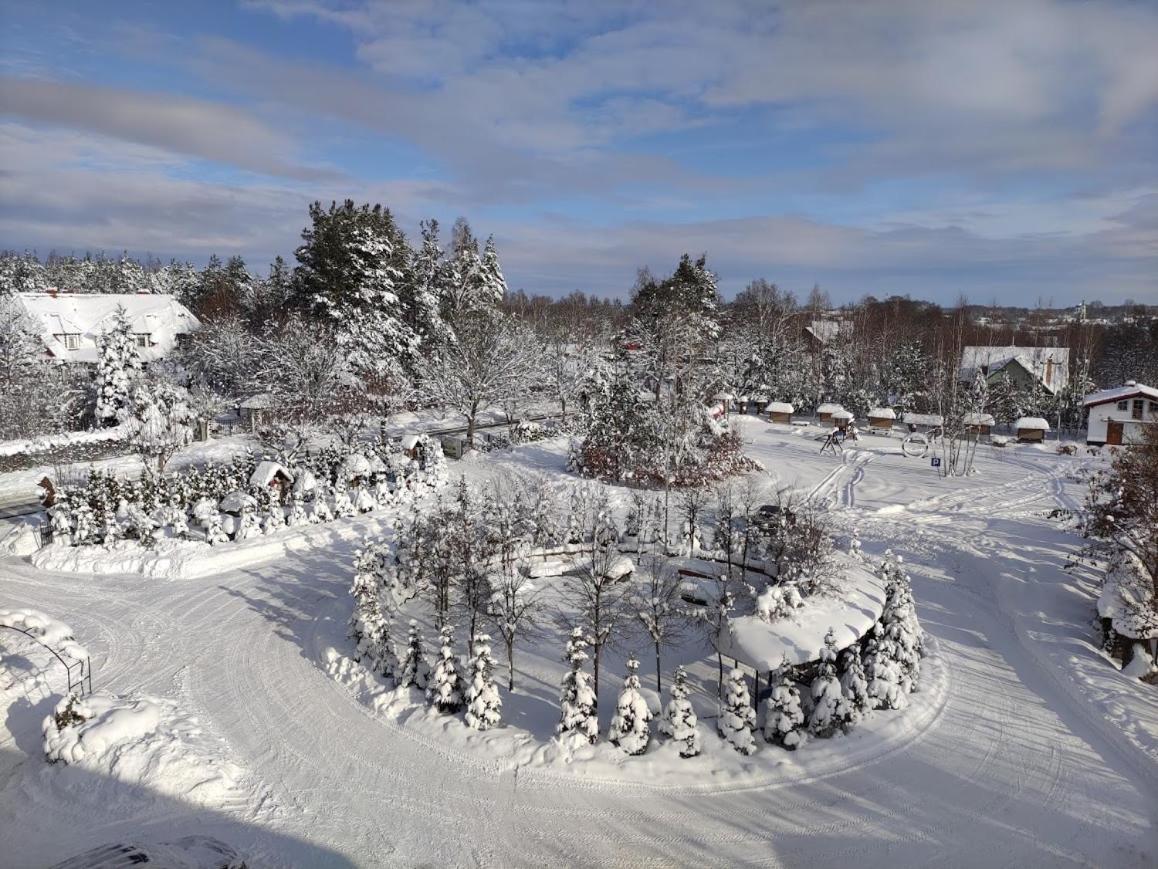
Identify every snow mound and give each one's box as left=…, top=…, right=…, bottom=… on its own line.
left=42, top=691, right=255, bottom=809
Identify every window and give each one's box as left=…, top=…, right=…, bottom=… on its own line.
left=56, top=333, right=82, bottom=350
left=1132, top=399, right=1143, bottom=420
left=1117, top=400, right=1128, bottom=411
left=1150, top=401, right=1158, bottom=416
left=134, top=333, right=151, bottom=349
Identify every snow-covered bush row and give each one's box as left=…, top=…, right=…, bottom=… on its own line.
left=44, top=434, right=447, bottom=549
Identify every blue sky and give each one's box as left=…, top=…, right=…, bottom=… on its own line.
left=1, top=0, right=1156, bottom=305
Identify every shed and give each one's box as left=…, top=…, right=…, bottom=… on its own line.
left=867, top=407, right=897, bottom=432
left=441, top=435, right=471, bottom=459
left=765, top=401, right=794, bottom=424
left=816, top=402, right=844, bottom=426
left=399, top=434, right=421, bottom=459
left=238, top=393, right=275, bottom=432
left=1013, top=417, right=1051, bottom=442
left=831, top=409, right=854, bottom=431
left=902, top=412, right=944, bottom=430
left=249, top=461, right=293, bottom=502
left=964, top=412, right=996, bottom=435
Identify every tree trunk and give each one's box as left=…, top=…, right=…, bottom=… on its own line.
left=655, top=641, right=663, bottom=694
left=507, top=641, right=515, bottom=691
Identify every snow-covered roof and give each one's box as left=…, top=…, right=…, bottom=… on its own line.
left=340, top=453, right=372, bottom=478
left=959, top=345, right=1070, bottom=394
left=249, top=460, right=292, bottom=488
left=713, top=392, right=735, bottom=401
left=816, top=402, right=844, bottom=414
left=719, top=556, right=885, bottom=670
left=964, top=412, right=996, bottom=426
left=804, top=320, right=851, bottom=345
left=219, top=491, right=257, bottom=513
left=14, top=292, right=199, bottom=364
left=239, top=392, right=275, bottom=410
left=831, top=409, right=854, bottom=420
left=400, top=434, right=420, bottom=451
left=868, top=407, right=897, bottom=419
left=1014, top=417, right=1051, bottom=430
left=1083, top=382, right=1158, bottom=407
left=764, top=401, right=794, bottom=414
left=902, top=412, right=944, bottom=427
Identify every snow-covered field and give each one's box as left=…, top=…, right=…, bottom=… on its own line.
left=2, top=418, right=1155, bottom=867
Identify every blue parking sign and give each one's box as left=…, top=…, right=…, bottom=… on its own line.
left=931, top=457, right=941, bottom=468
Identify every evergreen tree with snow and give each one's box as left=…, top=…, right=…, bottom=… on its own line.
left=809, top=628, right=852, bottom=737
left=398, top=619, right=432, bottom=690
left=838, top=645, right=872, bottom=721
left=94, top=306, right=143, bottom=424
left=763, top=656, right=805, bottom=750
left=332, top=482, right=356, bottom=518
left=72, top=502, right=95, bottom=545
left=233, top=500, right=260, bottom=541
left=464, top=633, right=502, bottom=730
left=660, top=665, right=702, bottom=758
left=426, top=624, right=465, bottom=713
left=312, top=483, right=334, bottom=523
left=878, top=553, right=924, bottom=692
left=476, top=235, right=507, bottom=308
left=864, top=633, right=906, bottom=711
left=293, top=200, right=420, bottom=378
left=286, top=491, right=309, bottom=526
left=609, top=657, right=652, bottom=755
left=557, top=628, right=599, bottom=745
left=49, top=495, right=73, bottom=546
left=719, top=667, right=757, bottom=755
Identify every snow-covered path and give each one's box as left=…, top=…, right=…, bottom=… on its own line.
left=2, top=440, right=1156, bottom=867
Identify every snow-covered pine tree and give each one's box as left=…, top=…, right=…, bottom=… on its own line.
left=398, top=619, right=432, bottom=690
left=557, top=628, right=599, bottom=745
left=263, top=497, right=285, bottom=533
left=838, top=645, right=871, bottom=721
left=719, top=667, right=757, bottom=754
left=332, top=483, right=357, bottom=518
left=864, top=632, right=906, bottom=711
left=608, top=657, right=652, bottom=755
left=660, top=665, right=701, bottom=758
left=72, top=502, right=95, bottom=545
left=809, top=628, right=852, bottom=737
left=463, top=634, right=500, bottom=732
left=763, top=656, right=805, bottom=749
left=286, top=491, right=309, bottom=526
left=94, top=306, right=143, bottom=424
left=879, top=553, right=924, bottom=692
left=476, top=235, right=507, bottom=308
left=464, top=633, right=502, bottom=730
left=426, top=624, right=465, bottom=713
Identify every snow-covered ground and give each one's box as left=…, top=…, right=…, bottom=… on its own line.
left=1, top=417, right=1155, bottom=867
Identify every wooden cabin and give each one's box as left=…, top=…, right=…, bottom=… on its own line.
left=867, top=407, right=896, bottom=433
left=816, top=402, right=844, bottom=426
left=1013, top=417, right=1050, bottom=442
left=964, top=412, right=996, bottom=436
left=765, top=401, right=794, bottom=424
